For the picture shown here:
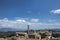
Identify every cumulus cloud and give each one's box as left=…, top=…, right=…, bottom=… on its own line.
left=0, top=18, right=28, bottom=28
left=16, top=19, right=26, bottom=23
left=48, top=19, right=56, bottom=23
left=50, top=9, right=60, bottom=14
left=30, top=19, right=39, bottom=22
left=0, top=18, right=60, bottom=29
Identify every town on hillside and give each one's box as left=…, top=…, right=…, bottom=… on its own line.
left=0, top=25, right=60, bottom=40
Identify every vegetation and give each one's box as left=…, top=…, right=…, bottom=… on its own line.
left=9, top=38, right=16, bottom=40
left=40, top=33, right=47, bottom=39
left=0, top=31, right=16, bottom=38
left=52, top=33, right=60, bottom=38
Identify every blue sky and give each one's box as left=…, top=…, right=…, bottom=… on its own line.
left=0, top=0, right=60, bottom=29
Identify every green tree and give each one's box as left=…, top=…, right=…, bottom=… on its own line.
left=9, top=38, right=16, bottom=40
left=40, top=33, right=47, bottom=39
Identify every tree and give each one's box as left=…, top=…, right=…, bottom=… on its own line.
left=9, top=38, right=16, bottom=40
left=40, top=33, right=47, bottom=39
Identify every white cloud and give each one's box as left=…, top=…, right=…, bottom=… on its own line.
left=0, top=18, right=60, bottom=29
left=0, top=18, right=28, bottom=28
left=48, top=19, right=56, bottom=22
left=50, top=9, right=60, bottom=14
left=16, top=19, right=26, bottom=23
left=30, top=19, right=39, bottom=22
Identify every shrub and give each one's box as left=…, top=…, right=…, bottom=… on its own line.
left=40, top=33, right=47, bottom=39
left=52, top=33, right=60, bottom=38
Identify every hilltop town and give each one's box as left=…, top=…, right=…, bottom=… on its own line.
left=0, top=25, right=60, bottom=40
left=0, top=29, right=60, bottom=40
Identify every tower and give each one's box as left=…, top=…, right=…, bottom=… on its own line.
left=27, top=25, right=29, bottom=34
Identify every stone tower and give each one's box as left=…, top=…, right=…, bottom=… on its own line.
left=27, top=25, right=29, bottom=34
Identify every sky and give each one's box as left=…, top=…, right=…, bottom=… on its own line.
left=0, top=0, right=60, bottom=30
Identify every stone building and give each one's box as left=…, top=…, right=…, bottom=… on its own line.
left=16, top=32, right=28, bottom=40
left=16, top=32, right=41, bottom=40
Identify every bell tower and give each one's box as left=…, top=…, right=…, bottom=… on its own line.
left=27, top=25, right=29, bottom=34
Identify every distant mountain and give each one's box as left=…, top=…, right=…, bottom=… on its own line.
left=41, top=28, right=60, bottom=31
left=49, top=29, right=60, bottom=31
left=0, top=28, right=26, bottom=31
left=0, top=28, right=60, bottom=32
